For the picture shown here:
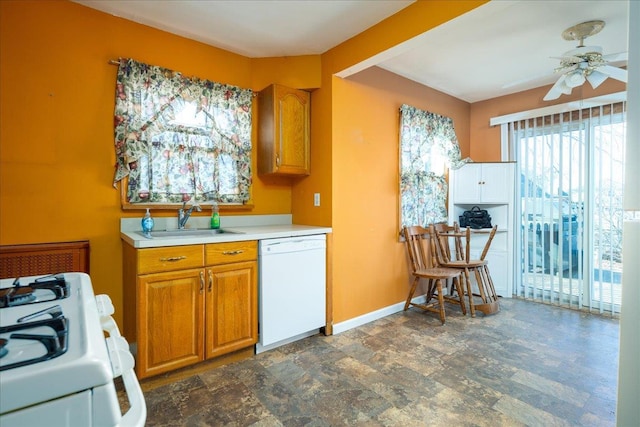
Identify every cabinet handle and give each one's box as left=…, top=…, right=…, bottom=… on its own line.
left=208, top=270, right=213, bottom=292
left=275, top=154, right=280, bottom=167
left=159, top=256, right=187, bottom=262
left=222, top=250, right=244, bottom=255
left=199, top=271, right=204, bottom=293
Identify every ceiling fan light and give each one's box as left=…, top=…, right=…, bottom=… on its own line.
left=565, top=70, right=586, bottom=88
left=586, top=70, right=608, bottom=88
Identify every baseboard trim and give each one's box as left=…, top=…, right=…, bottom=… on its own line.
left=332, top=295, right=426, bottom=335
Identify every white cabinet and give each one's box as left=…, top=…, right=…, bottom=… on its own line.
left=453, top=162, right=512, bottom=203
left=449, top=162, right=515, bottom=298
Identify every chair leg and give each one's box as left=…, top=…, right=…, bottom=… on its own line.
left=452, top=276, right=467, bottom=315
left=426, top=279, right=437, bottom=302
left=473, top=267, right=488, bottom=303
left=435, top=279, right=446, bottom=324
left=473, top=266, right=500, bottom=316
left=483, top=265, right=499, bottom=301
left=463, top=268, right=476, bottom=317
left=404, top=276, right=420, bottom=310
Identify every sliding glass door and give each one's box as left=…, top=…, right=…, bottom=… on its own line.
left=509, top=102, right=626, bottom=314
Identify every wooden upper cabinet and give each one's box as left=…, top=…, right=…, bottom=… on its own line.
left=258, top=84, right=310, bottom=176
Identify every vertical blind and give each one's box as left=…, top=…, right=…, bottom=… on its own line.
left=503, top=100, right=626, bottom=315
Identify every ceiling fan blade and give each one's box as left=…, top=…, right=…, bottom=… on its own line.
left=597, top=65, right=628, bottom=83
left=586, top=70, right=608, bottom=89
left=543, top=75, right=571, bottom=101
left=602, top=51, right=628, bottom=62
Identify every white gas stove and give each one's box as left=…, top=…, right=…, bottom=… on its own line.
left=0, top=272, right=146, bottom=426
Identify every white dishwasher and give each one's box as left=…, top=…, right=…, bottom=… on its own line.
left=256, top=234, right=326, bottom=354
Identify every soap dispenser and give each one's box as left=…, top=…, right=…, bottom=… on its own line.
left=141, top=208, right=154, bottom=235
left=210, top=203, right=220, bottom=229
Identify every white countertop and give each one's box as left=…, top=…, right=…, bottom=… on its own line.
left=120, top=215, right=331, bottom=248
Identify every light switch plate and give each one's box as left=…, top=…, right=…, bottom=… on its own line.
left=314, top=193, right=320, bottom=206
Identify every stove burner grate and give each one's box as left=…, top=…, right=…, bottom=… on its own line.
left=0, top=274, right=70, bottom=308
left=0, top=305, right=69, bottom=371
left=0, top=287, right=36, bottom=308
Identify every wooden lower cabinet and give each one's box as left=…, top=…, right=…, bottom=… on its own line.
left=137, top=268, right=205, bottom=378
left=205, top=261, right=257, bottom=358
left=123, top=241, right=258, bottom=379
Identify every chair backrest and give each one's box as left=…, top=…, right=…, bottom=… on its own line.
left=433, top=222, right=464, bottom=261
left=427, top=224, right=451, bottom=267
left=454, top=224, right=498, bottom=262
left=402, top=225, right=434, bottom=272
left=479, top=225, right=498, bottom=260
left=433, top=224, right=498, bottom=264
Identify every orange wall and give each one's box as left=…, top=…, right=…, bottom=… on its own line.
left=330, top=67, right=470, bottom=322
left=0, top=0, right=487, bottom=330
left=252, top=55, right=333, bottom=227
left=251, top=56, right=321, bottom=91
left=470, top=79, right=627, bottom=161
left=291, top=0, right=485, bottom=228
left=312, top=0, right=483, bottom=324
left=0, top=0, right=319, bottom=324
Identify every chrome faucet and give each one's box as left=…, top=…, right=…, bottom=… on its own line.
left=178, top=202, right=201, bottom=229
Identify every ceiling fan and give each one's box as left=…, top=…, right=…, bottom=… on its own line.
left=543, top=20, right=628, bottom=101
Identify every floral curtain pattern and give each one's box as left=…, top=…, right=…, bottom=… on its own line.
left=399, top=104, right=469, bottom=227
left=113, top=58, right=253, bottom=204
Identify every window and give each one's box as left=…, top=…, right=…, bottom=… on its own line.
left=399, top=104, right=468, bottom=228
left=113, top=59, right=253, bottom=207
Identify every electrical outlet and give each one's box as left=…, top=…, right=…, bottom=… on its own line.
left=314, top=193, right=320, bottom=207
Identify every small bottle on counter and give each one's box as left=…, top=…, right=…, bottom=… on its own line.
left=141, top=208, right=154, bottom=234
left=210, top=203, right=220, bottom=229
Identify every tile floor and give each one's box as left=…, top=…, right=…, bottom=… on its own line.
left=130, top=298, right=619, bottom=426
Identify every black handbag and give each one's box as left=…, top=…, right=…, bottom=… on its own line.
left=459, top=206, right=492, bottom=229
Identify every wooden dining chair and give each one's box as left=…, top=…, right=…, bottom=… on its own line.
left=431, top=224, right=500, bottom=317
left=402, top=226, right=466, bottom=324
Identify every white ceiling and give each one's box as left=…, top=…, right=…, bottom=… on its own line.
left=75, top=0, right=415, bottom=57
left=75, top=0, right=629, bottom=103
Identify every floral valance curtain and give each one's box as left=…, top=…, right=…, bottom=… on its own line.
left=399, top=104, right=469, bottom=227
left=113, top=58, right=253, bottom=204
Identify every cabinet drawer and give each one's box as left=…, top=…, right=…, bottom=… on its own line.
left=206, top=241, right=257, bottom=265
left=137, top=245, right=204, bottom=274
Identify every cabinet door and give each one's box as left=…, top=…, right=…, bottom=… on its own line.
left=205, top=261, right=257, bottom=359
left=480, top=163, right=512, bottom=203
left=276, top=85, right=310, bottom=175
left=453, top=163, right=483, bottom=202
left=258, top=84, right=310, bottom=176
left=137, top=269, right=205, bottom=379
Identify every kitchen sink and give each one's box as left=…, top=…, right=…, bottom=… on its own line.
left=137, top=229, right=243, bottom=239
